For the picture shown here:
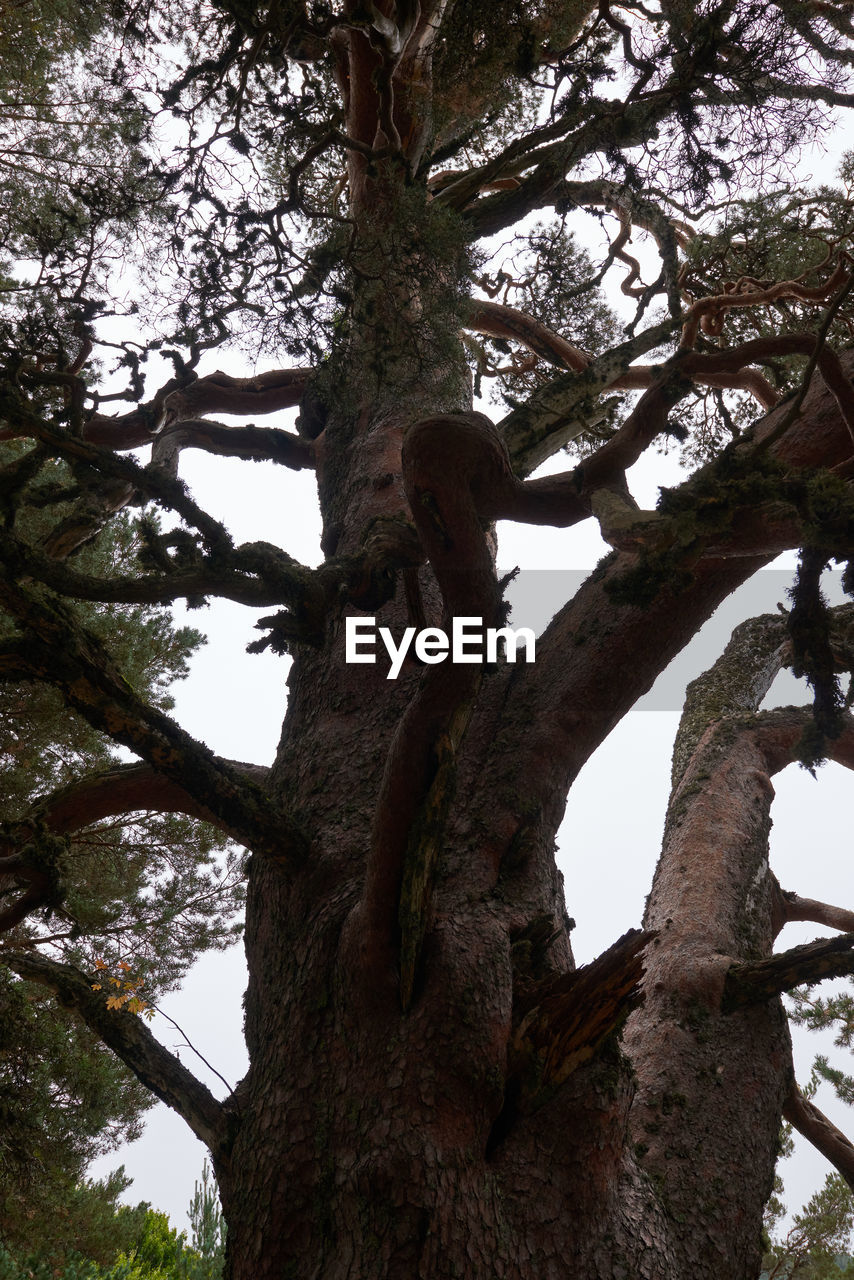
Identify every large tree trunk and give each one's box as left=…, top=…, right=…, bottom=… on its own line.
left=208, top=237, right=801, bottom=1274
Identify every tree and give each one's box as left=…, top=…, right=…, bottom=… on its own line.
left=0, top=500, right=243, bottom=1256
left=186, top=1161, right=226, bottom=1279
left=763, top=1172, right=854, bottom=1278
left=0, top=1166, right=223, bottom=1280
left=3, top=0, right=854, bottom=1275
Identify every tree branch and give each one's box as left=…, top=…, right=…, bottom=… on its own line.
left=723, top=933, right=854, bottom=1010
left=150, top=419, right=316, bottom=471
left=0, top=882, right=53, bottom=933
left=773, top=886, right=854, bottom=936
left=83, top=367, right=313, bottom=450
left=0, top=949, right=230, bottom=1155
left=481, top=347, right=854, bottom=868
left=457, top=85, right=717, bottom=241
left=352, top=413, right=508, bottom=1005
left=1, top=395, right=235, bottom=558
left=492, top=315, right=854, bottom=484
left=496, top=318, right=677, bottom=476
left=783, top=1082, right=854, bottom=1193
left=0, top=523, right=308, bottom=611
left=0, top=573, right=307, bottom=865
left=26, top=759, right=270, bottom=837
left=466, top=299, right=591, bottom=372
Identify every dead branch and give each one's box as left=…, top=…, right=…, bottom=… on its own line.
left=770, top=877, right=854, bottom=938
left=723, top=933, right=854, bottom=1009
left=510, top=929, right=649, bottom=1096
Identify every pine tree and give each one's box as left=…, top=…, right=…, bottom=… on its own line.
left=2, top=3, right=854, bottom=1277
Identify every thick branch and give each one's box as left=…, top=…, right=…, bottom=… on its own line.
left=0, top=882, right=53, bottom=933
left=0, top=573, right=307, bottom=864
left=83, top=368, right=312, bottom=450
left=0, top=523, right=317, bottom=614
left=555, top=177, right=695, bottom=252
left=495, top=346, right=854, bottom=810
left=466, top=299, right=590, bottom=372
left=495, top=318, right=677, bottom=476
left=472, top=302, right=780, bottom=425
left=28, top=759, right=270, bottom=837
left=496, top=321, right=854, bottom=480
left=351, top=414, right=508, bottom=1002
left=0, top=950, right=230, bottom=1154
left=723, top=933, right=854, bottom=1010
left=150, top=419, right=315, bottom=470
left=783, top=1083, right=854, bottom=1193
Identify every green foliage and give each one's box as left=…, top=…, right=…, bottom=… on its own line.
left=0, top=1168, right=147, bottom=1275
left=0, top=499, right=242, bottom=1253
left=789, top=986, right=854, bottom=1104
left=473, top=220, right=622, bottom=439
left=765, top=987, right=854, bottom=1276
left=186, top=1162, right=226, bottom=1277
left=787, top=550, right=846, bottom=771
left=0, top=0, right=164, bottom=381
left=0, top=965, right=151, bottom=1256
left=0, top=1164, right=225, bottom=1279
left=762, top=1174, right=854, bottom=1278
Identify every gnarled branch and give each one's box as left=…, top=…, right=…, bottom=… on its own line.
left=84, top=367, right=312, bottom=450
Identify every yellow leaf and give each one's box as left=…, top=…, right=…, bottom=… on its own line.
left=91, top=983, right=102, bottom=991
